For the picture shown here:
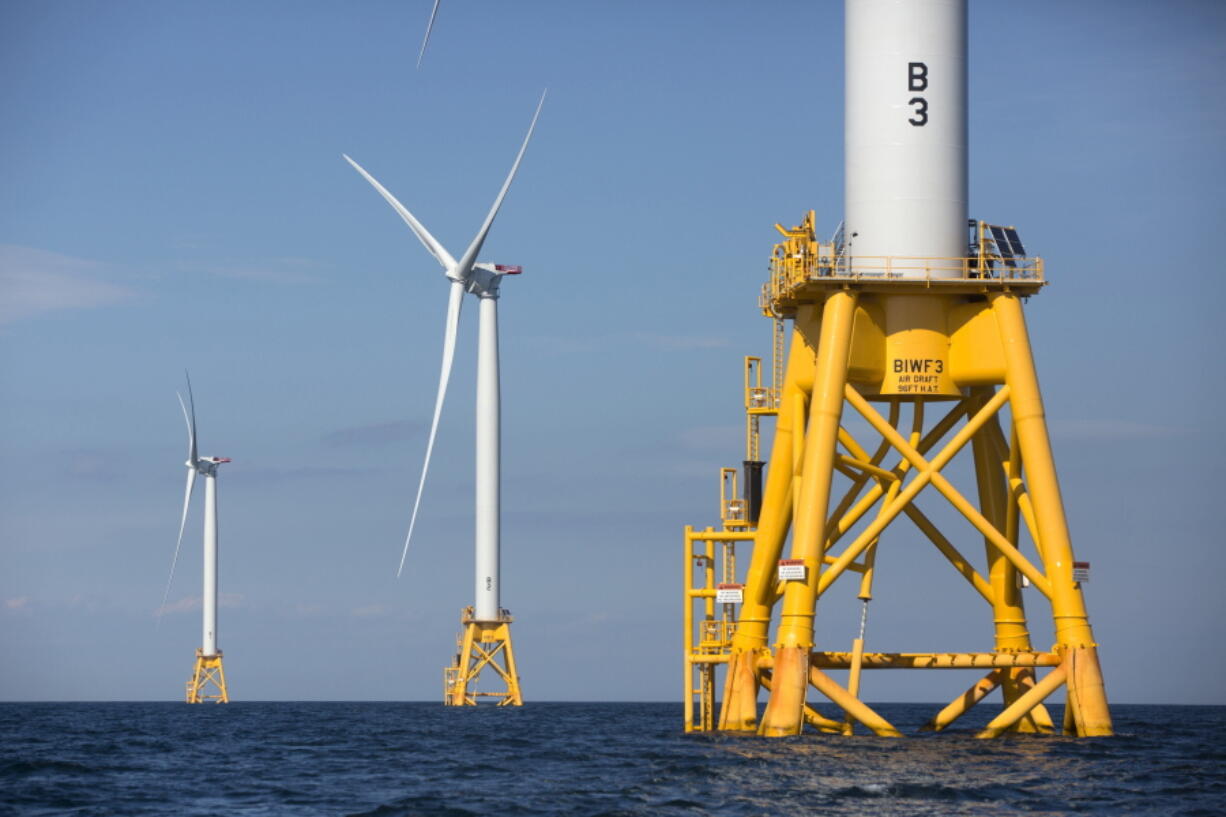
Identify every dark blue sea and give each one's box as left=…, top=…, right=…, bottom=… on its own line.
left=1, top=703, right=1222, bottom=816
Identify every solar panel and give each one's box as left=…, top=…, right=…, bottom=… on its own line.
left=989, top=225, right=1014, bottom=266
left=1003, top=227, right=1026, bottom=257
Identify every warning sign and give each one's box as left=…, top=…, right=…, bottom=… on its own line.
left=778, top=559, right=807, bottom=581
left=1072, top=561, right=1090, bottom=583
left=716, top=583, right=744, bottom=604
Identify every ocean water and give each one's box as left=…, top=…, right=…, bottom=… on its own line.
left=1, top=702, right=1223, bottom=816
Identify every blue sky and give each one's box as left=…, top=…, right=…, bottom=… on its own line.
left=2, top=0, right=1223, bottom=705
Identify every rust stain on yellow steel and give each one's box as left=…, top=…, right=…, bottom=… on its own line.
left=811, top=651, right=1061, bottom=669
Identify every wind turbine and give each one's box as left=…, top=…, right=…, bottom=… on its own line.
left=344, top=91, right=544, bottom=705
left=161, top=373, right=232, bottom=703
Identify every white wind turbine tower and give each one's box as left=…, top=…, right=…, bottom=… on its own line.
left=161, top=373, right=232, bottom=703
left=344, top=91, right=544, bottom=706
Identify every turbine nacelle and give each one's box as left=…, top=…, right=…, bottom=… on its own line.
left=189, top=456, right=231, bottom=475
left=468, top=263, right=522, bottom=298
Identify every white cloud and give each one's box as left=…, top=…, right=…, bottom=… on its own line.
left=157, top=596, right=200, bottom=615
left=0, top=245, right=137, bottom=324
left=155, top=592, right=244, bottom=616
left=195, top=257, right=321, bottom=284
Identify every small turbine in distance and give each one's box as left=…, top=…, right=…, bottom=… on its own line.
left=161, top=372, right=233, bottom=703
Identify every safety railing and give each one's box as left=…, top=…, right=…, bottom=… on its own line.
left=700, top=619, right=738, bottom=651
left=744, top=356, right=780, bottom=412
left=763, top=252, right=1045, bottom=304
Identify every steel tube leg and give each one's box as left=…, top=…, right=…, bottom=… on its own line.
left=721, top=331, right=813, bottom=731
left=501, top=624, right=522, bottom=706
left=684, top=528, right=695, bottom=731
left=760, top=292, right=857, bottom=737
left=970, top=406, right=1051, bottom=733
left=991, top=293, right=1111, bottom=736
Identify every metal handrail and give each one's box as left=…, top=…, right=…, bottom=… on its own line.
left=767, top=253, right=1044, bottom=300
left=830, top=255, right=1043, bottom=281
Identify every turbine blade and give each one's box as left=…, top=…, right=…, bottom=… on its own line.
left=343, top=154, right=457, bottom=271
left=158, top=467, right=196, bottom=626
left=398, top=279, right=465, bottom=576
left=178, top=375, right=198, bottom=466
left=454, top=90, right=547, bottom=276
left=417, top=0, right=441, bottom=69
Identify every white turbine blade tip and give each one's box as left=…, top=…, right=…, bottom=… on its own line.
left=397, top=281, right=464, bottom=576
left=455, top=93, right=546, bottom=275
left=181, top=371, right=199, bottom=463
left=159, top=467, right=196, bottom=627
left=418, top=0, right=441, bottom=68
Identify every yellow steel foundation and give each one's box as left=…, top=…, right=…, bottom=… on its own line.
left=684, top=215, right=1111, bottom=737
left=444, top=607, right=523, bottom=706
left=185, top=649, right=229, bottom=704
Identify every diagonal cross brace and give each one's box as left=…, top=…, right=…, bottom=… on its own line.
left=842, top=385, right=1053, bottom=598
left=464, top=640, right=513, bottom=685
left=836, top=416, right=995, bottom=604
left=811, top=387, right=1016, bottom=597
